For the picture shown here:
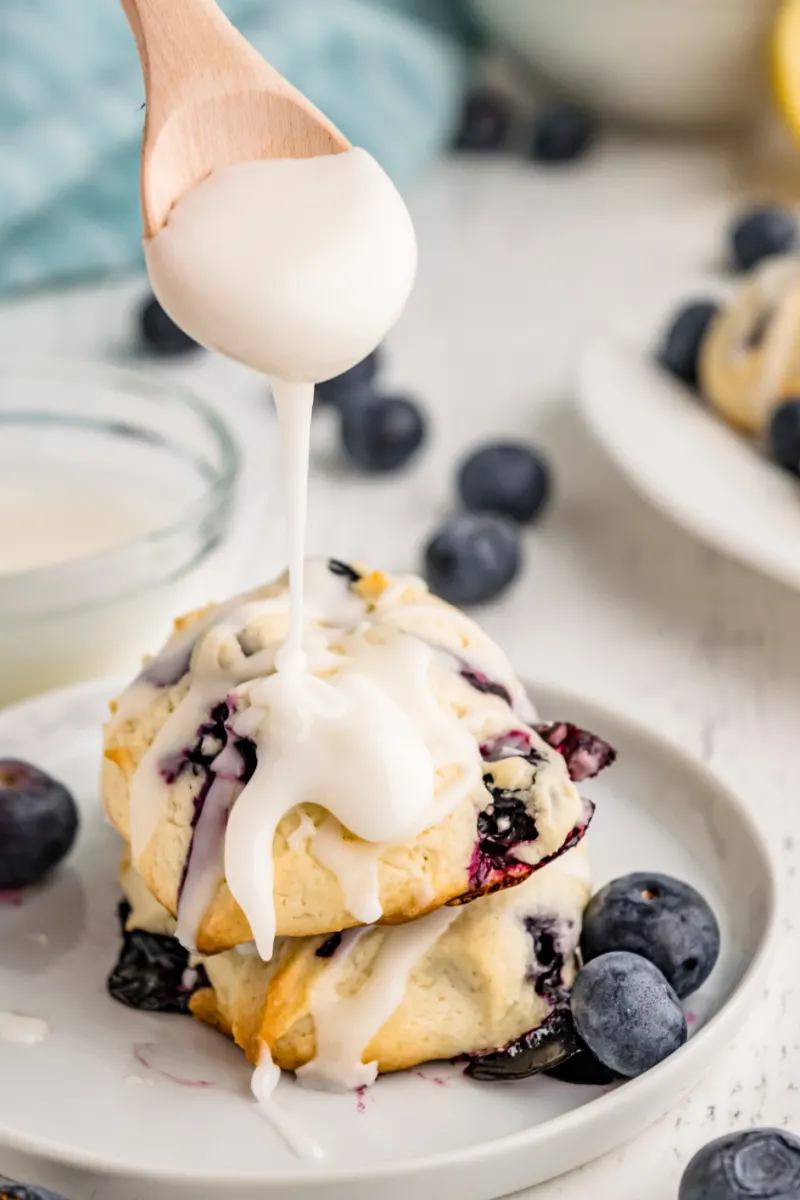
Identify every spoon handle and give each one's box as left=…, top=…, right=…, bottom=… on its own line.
left=120, top=0, right=264, bottom=104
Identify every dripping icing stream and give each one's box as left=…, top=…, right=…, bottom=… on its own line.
left=123, top=136, right=592, bottom=1150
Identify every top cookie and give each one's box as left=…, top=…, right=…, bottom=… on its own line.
left=102, top=560, right=590, bottom=956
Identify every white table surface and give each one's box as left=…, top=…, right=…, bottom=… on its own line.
left=1, top=136, right=798, bottom=1199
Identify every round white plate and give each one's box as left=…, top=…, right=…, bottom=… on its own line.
left=578, top=337, right=800, bottom=591
left=0, top=677, right=776, bottom=1200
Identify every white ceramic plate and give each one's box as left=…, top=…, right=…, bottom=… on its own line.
left=578, top=337, right=800, bottom=591
left=0, top=677, right=776, bottom=1200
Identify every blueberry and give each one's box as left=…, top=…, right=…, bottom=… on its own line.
left=581, top=872, right=720, bottom=1000
left=466, top=1007, right=581, bottom=1082
left=529, top=102, right=596, bottom=164
left=477, top=789, right=538, bottom=866
left=458, top=441, right=551, bottom=524
left=0, top=760, right=79, bottom=890
left=108, top=901, right=208, bottom=1014
left=455, top=90, right=511, bottom=152
left=533, top=722, right=617, bottom=782
left=544, top=1047, right=620, bottom=1086
left=314, top=348, right=382, bottom=407
left=424, top=513, right=521, bottom=605
left=680, top=1129, right=800, bottom=1199
left=570, top=951, right=687, bottom=1077
left=140, top=294, right=199, bottom=356
left=659, top=300, right=719, bottom=388
left=730, top=207, right=798, bottom=272
left=341, top=393, right=426, bottom=472
left=769, top=399, right=800, bottom=476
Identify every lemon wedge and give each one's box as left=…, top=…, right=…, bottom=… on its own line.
left=773, top=0, right=800, bottom=142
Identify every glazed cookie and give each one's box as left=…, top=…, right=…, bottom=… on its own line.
left=118, top=844, right=591, bottom=1084
left=102, top=561, right=603, bottom=957
left=700, top=256, right=800, bottom=434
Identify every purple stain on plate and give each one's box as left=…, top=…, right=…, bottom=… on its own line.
left=416, top=1071, right=448, bottom=1087
left=0, top=889, right=24, bottom=906
left=133, top=1042, right=216, bottom=1089
left=355, top=1085, right=368, bottom=1113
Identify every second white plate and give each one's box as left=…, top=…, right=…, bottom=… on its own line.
left=578, top=337, right=800, bottom=591
left=0, top=676, right=777, bottom=1200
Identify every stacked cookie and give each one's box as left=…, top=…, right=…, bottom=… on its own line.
left=701, top=256, right=800, bottom=435
left=102, top=560, right=613, bottom=1085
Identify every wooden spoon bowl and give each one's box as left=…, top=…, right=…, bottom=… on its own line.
left=121, top=0, right=350, bottom=237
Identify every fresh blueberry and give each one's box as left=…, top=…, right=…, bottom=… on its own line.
left=314, top=348, right=382, bottom=407
left=730, top=207, right=798, bottom=272
left=0, top=760, right=79, bottom=890
left=140, top=294, right=199, bottom=356
left=455, top=90, right=511, bottom=152
left=659, top=300, right=719, bottom=388
left=544, top=1046, right=620, bottom=1086
left=570, top=951, right=687, bottom=1077
left=769, top=399, right=800, bottom=476
left=581, top=872, right=720, bottom=1000
left=341, top=393, right=426, bottom=472
left=529, top=102, right=596, bottom=164
left=680, top=1129, right=800, bottom=1199
left=458, top=441, right=551, bottom=524
left=424, top=513, right=521, bottom=606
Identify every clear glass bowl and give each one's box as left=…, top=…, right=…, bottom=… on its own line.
left=0, top=359, right=240, bottom=706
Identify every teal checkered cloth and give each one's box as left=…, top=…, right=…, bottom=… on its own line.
left=0, top=0, right=473, bottom=294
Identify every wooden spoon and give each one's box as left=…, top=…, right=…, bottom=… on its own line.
left=121, top=0, right=350, bottom=237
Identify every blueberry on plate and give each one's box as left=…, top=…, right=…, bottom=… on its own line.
left=659, top=300, right=719, bottom=388
left=466, top=1007, right=581, bottom=1081
left=581, top=871, right=720, bottom=1000
left=768, top=399, right=800, bottom=476
left=455, top=89, right=511, bottom=152
left=314, top=348, right=382, bottom=407
left=140, top=294, right=199, bottom=356
left=0, top=760, right=79, bottom=890
left=341, top=393, right=426, bottom=472
left=730, top=206, right=798, bottom=273
left=529, top=102, right=596, bottom=164
left=544, top=1047, right=620, bottom=1086
left=570, top=950, right=687, bottom=1077
left=458, top=441, right=551, bottom=524
left=108, top=901, right=208, bottom=1014
left=424, top=513, right=521, bottom=606
left=680, top=1128, right=800, bottom=1199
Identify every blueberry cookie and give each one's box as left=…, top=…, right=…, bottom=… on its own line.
left=119, top=844, right=591, bottom=1083
left=103, top=561, right=594, bottom=956
left=700, top=256, right=800, bottom=434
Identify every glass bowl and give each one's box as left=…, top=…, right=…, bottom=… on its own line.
left=0, top=359, right=240, bottom=705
